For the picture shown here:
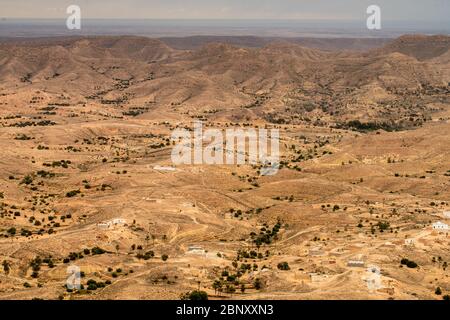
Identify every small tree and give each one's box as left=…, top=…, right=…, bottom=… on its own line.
left=254, top=278, right=262, bottom=290
left=226, top=284, right=236, bottom=296
left=2, top=260, right=10, bottom=274
left=212, top=280, right=222, bottom=295
left=277, top=262, right=290, bottom=270
left=21, top=175, right=33, bottom=185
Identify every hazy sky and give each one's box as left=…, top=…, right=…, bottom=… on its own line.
left=1, top=0, right=449, bottom=21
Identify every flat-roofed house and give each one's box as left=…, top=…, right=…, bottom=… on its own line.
left=432, top=221, right=449, bottom=230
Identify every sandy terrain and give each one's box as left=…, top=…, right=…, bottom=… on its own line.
left=0, top=35, right=449, bottom=300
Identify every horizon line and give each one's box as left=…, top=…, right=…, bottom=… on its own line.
left=1, top=17, right=446, bottom=22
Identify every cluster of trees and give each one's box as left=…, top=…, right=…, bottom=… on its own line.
left=229, top=207, right=263, bottom=219
left=277, top=262, right=290, bottom=271
left=36, top=170, right=55, bottom=178
left=85, top=279, right=111, bottom=291
left=29, top=257, right=43, bottom=278
left=237, top=249, right=269, bottom=260
left=431, top=257, right=448, bottom=270
left=63, top=247, right=107, bottom=264
left=401, top=258, right=418, bottom=269
left=180, top=290, right=208, bottom=300
left=136, top=250, right=154, bottom=260
left=66, top=190, right=81, bottom=198
left=122, top=107, right=149, bottom=117
left=210, top=247, right=269, bottom=296
left=15, top=134, right=32, bottom=140
left=337, top=120, right=402, bottom=132
left=251, top=221, right=282, bottom=247
left=43, top=160, right=71, bottom=168
left=9, top=120, right=56, bottom=128
left=21, top=175, right=33, bottom=185
left=321, top=204, right=345, bottom=211
left=377, top=221, right=391, bottom=232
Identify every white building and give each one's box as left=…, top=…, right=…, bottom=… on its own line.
left=110, top=218, right=126, bottom=226
left=443, top=211, right=450, bottom=218
left=97, top=222, right=110, bottom=230
left=432, top=221, right=449, bottom=230
left=97, top=218, right=127, bottom=230
left=187, top=246, right=206, bottom=256
left=383, top=242, right=395, bottom=248
left=309, top=247, right=325, bottom=256
left=347, top=260, right=365, bottom=268
left=404, top=239, right=415, bottom=246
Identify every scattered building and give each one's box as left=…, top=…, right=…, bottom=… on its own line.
left=330, top=248, right=346, bottom=256
left=142, top=197, right=158, bottom=203
left=110, top=218, right=126, bottom=225
left=97, top=218, right=127, bottom=230
left=347, top=260, right=365, bottom=268
left=97, top=222, right=110, bottom=230
left=404, top=238, right=415, bottom=246
left=432, top=221, right=449, bottom=230
left=153, top=165, right=177, bottom=172
left=309, top=273, right=329, bottom=283
left=347, top=255, right=365, bottom=268
left=309, top=247, right=325, bottom=256
left=187, top=246, right=206, bottom=255
left=382, top=241, right=396, bottom=248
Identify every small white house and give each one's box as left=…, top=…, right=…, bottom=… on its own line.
left=309, top=247, right=325, bottom=256
left=97, top=218, right=126, bottom=230
left=404, top=238, right=415, bottom=246
left=110, top=218, right=126, bottom=226
left=97, top=222, right=110, bottom=230
left=443, top=211, right=450, bottom=218
left=347, top=260, right=365, bottom=268
left=432, top=221, right=449, bottom=230
left=187, top=246, right=206, bottom=255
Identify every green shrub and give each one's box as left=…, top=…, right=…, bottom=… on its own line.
left=181, top=290, right=208, bottom=301
left=277, top=262, right=290, bottom=270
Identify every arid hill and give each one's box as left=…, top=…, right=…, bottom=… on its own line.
left=0, top=35, right=449, bottom=125
left=377, top=34, right=450, bottom=61
left=0, top=35, right=449, bottom=301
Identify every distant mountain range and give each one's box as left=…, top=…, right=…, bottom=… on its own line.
left=0, top=34, right=449, bottom=127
